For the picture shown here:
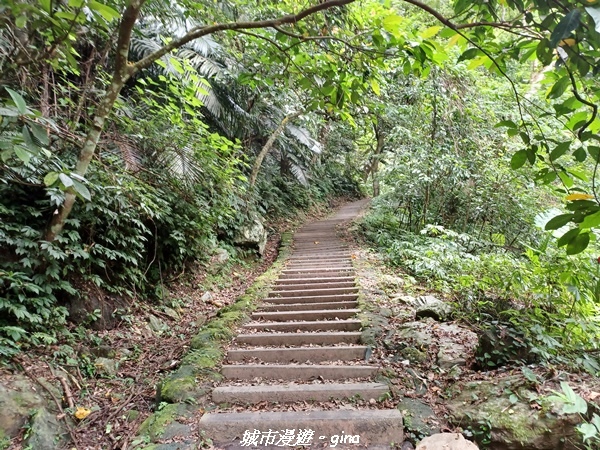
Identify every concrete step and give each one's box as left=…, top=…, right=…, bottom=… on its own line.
left=226, top=345, right=368, bottom=363
left=269, top=287, right=358, bottom=298
left=242, top=319, right=361, bottom=332
left=252, top=309, right=360, bottom=322
left=235, top=332, right=362, bottom=346
left=275, top=276, right=355, bottom=285
left=212, top=382, right=387, bottom=404
left=259, top=301, right=358, bottom=312
left=278, top=270, right=354, bottom=280
left=280, top=267, right=353, bottom=275
left=269, top=281, right=355, bottom=291
left=198, top=409, right=403, bottom=448
left=221, top=364, right=377, bottom=380
left=286, top=257, right=351, bottom=264
left=263, top=293, right=359, bottom=304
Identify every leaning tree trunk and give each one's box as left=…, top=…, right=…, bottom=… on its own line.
left=249, top=111, right=302, bottom=188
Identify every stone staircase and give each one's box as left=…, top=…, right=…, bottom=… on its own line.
left=199, top=201, right=403, bottom=449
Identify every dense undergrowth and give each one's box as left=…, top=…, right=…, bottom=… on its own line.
left=360, top=195, right=600, bottom=374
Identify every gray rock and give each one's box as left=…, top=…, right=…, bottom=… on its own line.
left=200, top=291, right=213, bottom=302
left=211, top=248, right=230, bottom=264
left=66, top=288, right=128, bottom=330
left=234, top=218, right=267, bottom=255
left=416, top=433, right=479, bottom=449
left=163, top=307, right=180, bottom=320
left=415, top=295, right=452, bottom=321
left=148, top=314, right=168, bottom=333
left=94, top=357, right=118, bottom=377
left=475, top=323, right=534, bottom=368
left=392, top=295, right=417, bottom=306
left=447, top=376, right=582, bottom=449
left=395, top=321, right=435, bottom=348
left=401, top=442, right=415, bottom=450
left=0, top=375, right=69, bottom=448
left=398, top=397, right=440, bottom=440
left=436, top=323, right=478, bottom=369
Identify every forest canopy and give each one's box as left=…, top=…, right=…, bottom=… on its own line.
left=1, top=0, right=599, bottom=381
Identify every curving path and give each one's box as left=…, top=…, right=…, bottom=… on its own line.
left=199, top=200, right=403, bottom=449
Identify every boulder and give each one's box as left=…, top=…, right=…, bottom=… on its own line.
left=415, top=295, right=452, bottom=321
left=435, top=323, right=477, bottom=369
left=475, top=323, right=534, bottom=368
left=234, top=218, right=267, bottom=255
left=416, top=433, right=479, bottom=449
left=65, top=283, right=129, bottom=330
left=0, top=375, right=69, bottom=448
left=446, top=376, right=582, bottom=449
left=398, top=397, right=440, bottom=441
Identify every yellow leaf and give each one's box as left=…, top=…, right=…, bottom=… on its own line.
left=565, top=193, right=594, bottom=201
left=560, top=38, right=577, bottom=47
left=74, top=406, right=91, bottom=420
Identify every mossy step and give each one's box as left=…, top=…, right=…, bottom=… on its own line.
left=235, top=331, right=362, bottom=346
left=212, top=381, right=387, bottom=404
left=226, top=345, right=368, bottom=363
left=251, top=309, right=360, bottom=322
left=221, top=363, right=377, bottom=380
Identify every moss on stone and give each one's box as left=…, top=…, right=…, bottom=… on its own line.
left=138, top=404, right=179, bottom=441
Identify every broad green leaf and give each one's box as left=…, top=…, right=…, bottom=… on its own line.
left=550, top=142, right=570, bottom=161
left=458, top=48, right=480, bottom=62
left=383, top=15, right=403, bottom=34
left=536, top=39, right=554, bottom=65
left=370, top=79, right=381, bottom=96
left=560, top=382, right=588, bottom=414
left=545, top=213, right=574, bottom=230
left=89, top=1, right=121, bottom=22
left=578, top=423, right=599, bottom=442
left=72, top=179, right=91, bottom=201
left=521, top=367, right=538, bottom=383
left=559, top=171, right=574, bottom=187
left=511, top=150, right=528, bottom=169
left=567, top=232, right=590, bottom=255
left=568, top=168, right=589, bottom=181
left=419, top=26, right=441, bottom=39
left=573, top=147, right=587, bottom=162
left=548, top=76, right=571, bottom=99
left=5, top=87, right=27, bottom=114
left=558, top=227, right=580, bottom=247
left=550, top=10, right=582, bottom=48
left=567, top=111, right=588, bottom=130
left=585, top=7, right=600, bottom=32
left=495, top=120, right=518, bottom=129
left=44, top=172, right=59, bottom=186
left=39, top=0, right=52, bottom=13
left=0, top=106, right=21, bottom=117
left=579, top=210, right=600, bottom=229
left=13, top=146, right=30, bottom=164
left=15, top=16, right=27, bottom=28
left=59, top=173, right=73, bottom=188
left=29, top=123, right=49, bottom=146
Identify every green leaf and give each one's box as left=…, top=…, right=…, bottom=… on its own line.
left=72, top=179, right=91, bottom=201
left=511, top=150, right=528, bottom=169
left=419, top=26, right=441, bottom=39
left=458, top=48, right=480, bottom=62
left=548, top=76, right=571, bottom=99
left=89, top=1, right=121, bottom=22
left=29, top=123, right=49, bottom=146
left=496, top=120, right=518, bottom=129
left=545, top=213, right=574, bottom=230
left=536, top=39, right=554, bottom=65
left=59, top=173, right=73, bottom=188
left=521, top=367, right=538, bottom=383
left=578, top=423, right=599, bottom=442
left=573, top=147, right=587, bottom=162
left=15, top=15, right=27, bottom=28
left=579, top=210, right=600, bottom=229
left=0, top=106, right=21, bottom=117
left=559, top=171, right=574, bottom=188
left=370, top=79, right=381, bottom=96
left=39, top=0, right=52, bottom=13
left=558, top=227, right=580, bottom=247
left=5, top=87, right=27, bottom=114
left=550, top=142, right=570, bottom=161
left=585, top=7, right=600, bottom=32
left=550, top=10, right=582, bottom=48
left=13, top=146, right=30, bottom=164
left=44, top=172, right=59, bottom=186
left=567, top=232, right=590, bottom=255
left=383, top=15, right=403, bottom=34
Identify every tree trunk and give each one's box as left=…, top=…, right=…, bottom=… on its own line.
left=249, top=111, right=302, bottom=188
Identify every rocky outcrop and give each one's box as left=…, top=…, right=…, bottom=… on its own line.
left=415, top=295, right=452, bottom=322
left=234, top=217, right=267, bottom=255
left=416, top=433, right=479, bottom=449
left=446, top=376, right=582, bottom=449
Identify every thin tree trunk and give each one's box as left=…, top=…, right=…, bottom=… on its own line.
left=249, top=111, right=301, bottom=188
